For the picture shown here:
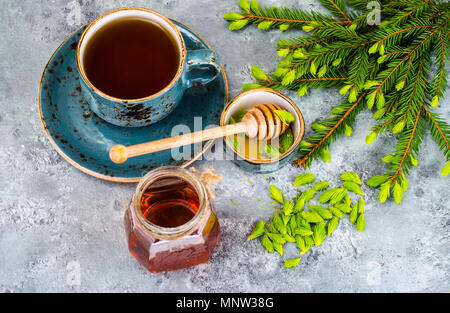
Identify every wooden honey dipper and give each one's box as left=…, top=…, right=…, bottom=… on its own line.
left=109, top=104, right=291, bottom=164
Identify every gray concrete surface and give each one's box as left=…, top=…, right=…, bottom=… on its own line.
left=0, top=0, right=449, bottom=293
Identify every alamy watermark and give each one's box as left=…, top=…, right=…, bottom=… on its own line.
left=367, top=1, right=382, bottom=26
left=66, top=261, right=81, bottom=287
left=366, top=261, right=382, bottom=286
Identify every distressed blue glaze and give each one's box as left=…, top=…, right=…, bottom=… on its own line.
left=184, top=50, right=220, bottom=89
left=39, top=21, right=227, bottom=182
left=80, top=74, right=183, bottom=128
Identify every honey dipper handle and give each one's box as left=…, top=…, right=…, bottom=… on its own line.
left=110, top=122, right=248, bottom=164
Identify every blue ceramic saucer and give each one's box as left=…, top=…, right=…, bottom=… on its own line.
left=38, top=20, right=228, bottom=183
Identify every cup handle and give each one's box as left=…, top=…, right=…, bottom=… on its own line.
left=184, top=49, right=221, bottom=89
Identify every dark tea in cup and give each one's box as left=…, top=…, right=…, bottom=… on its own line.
left=82, top=17, right=180, bottom=100
left=77, top=8, right=221, bottom=127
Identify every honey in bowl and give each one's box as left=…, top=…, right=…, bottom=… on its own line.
left=227, top=107, right=295, bottom=161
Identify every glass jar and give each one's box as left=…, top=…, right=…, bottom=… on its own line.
left=124, top=166, right=221, bottom=273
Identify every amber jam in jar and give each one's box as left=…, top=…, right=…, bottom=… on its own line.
left=124, top=167, right=220, bottom=273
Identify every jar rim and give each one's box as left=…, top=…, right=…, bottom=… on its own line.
left=131, top=166, right=208, bottom=240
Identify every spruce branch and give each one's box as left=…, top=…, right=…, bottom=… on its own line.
left=368, top=17, right=448, bottom=98
left=224, top=0, right=450, bottom=205
left=370, top=117, right=396, bottom=137
left=318, top=0, right=352, bottom=23
left=294, top=92, right=368, bottom=168
left=373, top=24, right=432, bottom=48
left=277, top=35, right=334, bottom=51
left=394, top=55, right=429, bottom=126
left=266, top=76, right=348, bottom=89
left=347, top=48, right=369, bottom=88
left=224, top=0, right=350, bottom=32
left=429, top=29, right=449, bottom=106
left=389, top=0, right=431, bottom=27
left=423, top=106, right=450, bottom=161
left=388, top=107, right=424, bottom=182
left=373, top=107, right=426, bottom=204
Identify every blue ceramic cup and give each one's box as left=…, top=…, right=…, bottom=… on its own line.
left=76, top=7, right=221, bottom=127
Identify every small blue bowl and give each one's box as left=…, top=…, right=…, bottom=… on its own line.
left=220, top=88, right=305, bottom=174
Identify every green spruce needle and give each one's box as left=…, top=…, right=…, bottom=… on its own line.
left=274, top=110, right=295, bottom=125
left=442, top=161, right=450, bottom=177
left=350, top=204, right=358, bottom=224
left=343, top=181, right=364, bottom=196
left=273, top=242, right=284, bottom=256
left=366, top=175, right=388, bottom=188
left=294, top=227, right=314, bottom=237
left=260, top=144, right=281, bottom=159
left=250, top=171, right=367, bottom=269
left=357, top=197, right=365, bottom=214
left=293, top=173, right=316, bottom=187
left=327, top=217, right=339, bottom=236
left=248, top=221, right=266, bottom=241
left=314, top=181, right=330, bottom=191
left=309, top=205, right=333, bottom=220
left=301, top=211, right=324, bottom=224
left=356, top=213, right=366, bottom=232
left=313, top=223, right=326, bottom=246
left=269, top=185, right=284, bottom=204
left=341, top=172, right=362, bottom=185
left=279, top=129, right=295, bottom=153
left=284, top=258, right=302, bottom=269
left=261, top=235, right=274, bottom=253
left=293, top=197, right=306, bottom=213
left=329, top=205, right=344, bottom=218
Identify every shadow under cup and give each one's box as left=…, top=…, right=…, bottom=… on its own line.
left=76, top=8, right=221, bottom=128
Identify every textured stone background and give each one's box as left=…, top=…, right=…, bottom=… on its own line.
left=0, top=0, right=449, bottom=293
